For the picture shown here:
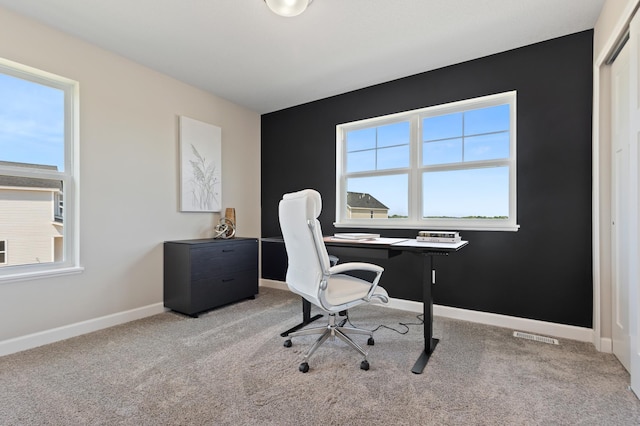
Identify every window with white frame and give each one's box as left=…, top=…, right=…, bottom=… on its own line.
left=0, top=58, right=80, bottom=280
left=0, top=240, right=6, bottom=265
left=335, top=91, right=518, bottom=231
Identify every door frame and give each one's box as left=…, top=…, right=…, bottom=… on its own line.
left=610, top=40, right=631, bottom=370
left=593, top=0, right=640, bottom=391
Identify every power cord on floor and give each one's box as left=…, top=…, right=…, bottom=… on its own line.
left=341, top=310, right=424, bottom=335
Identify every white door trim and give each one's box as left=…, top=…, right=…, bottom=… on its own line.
left=593, top=0, right=640, bottom=353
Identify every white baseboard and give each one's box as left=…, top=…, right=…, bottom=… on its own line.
left=260, top=279, right=594, bottom=344
left=0, top=303, right=166, bottom=357
left=260, top=279, right=289, bottom=291
left=433, top=304, right=593, bottom=343
left=599, top=337, right=613, bottom=354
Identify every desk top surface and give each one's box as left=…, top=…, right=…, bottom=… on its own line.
left=323, top=237, right=468, bottom=252
left=262, top=236, right=468, bottom=253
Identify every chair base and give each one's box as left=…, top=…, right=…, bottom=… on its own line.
left=284, top=313, right=374, bottom=372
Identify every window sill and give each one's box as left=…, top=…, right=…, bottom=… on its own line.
left=334, top=222, right=520, bottom=232
left=0, top=266, right=84, bottom=284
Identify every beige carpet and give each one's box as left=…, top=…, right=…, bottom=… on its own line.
left=1, top=287, right=639, bottom=425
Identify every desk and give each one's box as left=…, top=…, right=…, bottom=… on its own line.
left=264, top=235, right=468, bottom=374
left=324, top=237, right=468, bottom=374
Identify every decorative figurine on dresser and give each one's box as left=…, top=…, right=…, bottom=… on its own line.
left=163, top=235, right=258, bottom=317
left=213, top=207, right=237, bottom=239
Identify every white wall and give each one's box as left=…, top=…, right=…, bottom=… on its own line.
left=593, top=0, right=639, bottom=348
left=0, top=7, right=260, bottom=344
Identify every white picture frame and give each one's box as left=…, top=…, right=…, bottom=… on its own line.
left=179, top=116, right=222, bottom=212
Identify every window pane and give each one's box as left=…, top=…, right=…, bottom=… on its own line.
left=347, top=174, right=408, bottom=218
left=464, top=104, right=509, bottom=135
left=377, top=122, right=410, bottom=148
left=347, top=122, right=410, bottom=171
left=423, top=167, right=509, bottom=218
left=377, top=145, right=409, bottom=169
left=347, top=150, right=375, bottom=173
left=423, top=112, right=462, bottom=141
left=464, top=133, right=509, bottom=162
left=423, top=138, right=462, bottom=165
left=346, top=127, right=376, bottom=152
left=0, top=175, right=63, bottom=267
left=0, top=73, right=65, bottom=172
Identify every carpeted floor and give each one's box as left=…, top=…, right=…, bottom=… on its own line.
left=1, top=287, right=639, bottom=425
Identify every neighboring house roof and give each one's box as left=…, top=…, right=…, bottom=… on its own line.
left=347, top=192, right=388, bottom=210
left=0, top=161, right=61, bottom=190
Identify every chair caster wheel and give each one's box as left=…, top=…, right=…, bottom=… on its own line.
left=283, top=339, right=292, bottom=348
left=360, top=360, right=370, bottom=371
left=299, top=362, right=310, bottom=373
left=367, top=337, right=375, bottom=346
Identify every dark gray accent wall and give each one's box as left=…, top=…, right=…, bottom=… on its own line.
left=261, top=30, right=593, bottom=328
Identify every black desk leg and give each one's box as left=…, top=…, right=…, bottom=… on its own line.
left=412, top=254, right=439, bottom=374
left=280, top=298, right=323, bottom=337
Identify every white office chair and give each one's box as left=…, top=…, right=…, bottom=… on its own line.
left=278, top=189, right=389, bottom=372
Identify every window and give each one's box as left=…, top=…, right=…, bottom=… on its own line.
left=336, top=91, right=517, bottom=231
left=0, top=58, right=80, bottom=281
left=54, top=188, right=64, bottom=222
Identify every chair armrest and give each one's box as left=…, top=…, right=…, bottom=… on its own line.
left=329, top=262, right=385, bottom=303
left=329, top=262, right=384, bottom=275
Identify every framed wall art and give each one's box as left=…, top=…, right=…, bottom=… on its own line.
left=179, top=116, right=222, bottom=212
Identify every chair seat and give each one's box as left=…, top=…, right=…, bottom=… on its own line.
left=326, top=274, right=389, bottom=307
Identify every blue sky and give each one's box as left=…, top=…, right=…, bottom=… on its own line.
left=346, top=104, right=510, bottom=218
left=0, top=73, right=65, bottom=171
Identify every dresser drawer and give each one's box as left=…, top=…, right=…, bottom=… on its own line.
left=191, top=269, right=258, bottom=313
left=191, top=241, right=257, bottom=280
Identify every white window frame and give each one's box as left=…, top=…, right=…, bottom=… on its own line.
left=335, top=91, right=518, bottom=231
left=0, top=58, right=82, bottom=282
left=0, top=240, right=6, bottom=265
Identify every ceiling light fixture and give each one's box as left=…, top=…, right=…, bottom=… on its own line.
left=264, top=0, right=313, bottom=17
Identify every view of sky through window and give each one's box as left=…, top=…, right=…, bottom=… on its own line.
left=345, top=104, right=510, bottom=218
left=0, top=73, right=65, bottom=171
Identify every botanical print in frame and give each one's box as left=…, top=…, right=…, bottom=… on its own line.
left=179, top=116, right=222, bottom=212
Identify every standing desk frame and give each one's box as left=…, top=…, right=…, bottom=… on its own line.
left=280, top=297, right=323, bottom=337
left=323, top=237, right=468, bottom=374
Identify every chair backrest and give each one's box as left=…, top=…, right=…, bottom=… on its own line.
left=278, top=189, right=332, bottom=306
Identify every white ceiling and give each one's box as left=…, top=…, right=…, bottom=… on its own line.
left=0, top=0, right=604, bottom=114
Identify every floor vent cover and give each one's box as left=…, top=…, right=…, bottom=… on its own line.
left=513, top=331, right=559, bottom=345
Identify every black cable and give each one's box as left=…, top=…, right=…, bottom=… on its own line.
left=343, top=311, right=424, bottom=335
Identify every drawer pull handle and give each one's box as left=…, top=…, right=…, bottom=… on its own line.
left=222, top=249, right=235, bottom=253
left=222, top=278, right=235, bottom=283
